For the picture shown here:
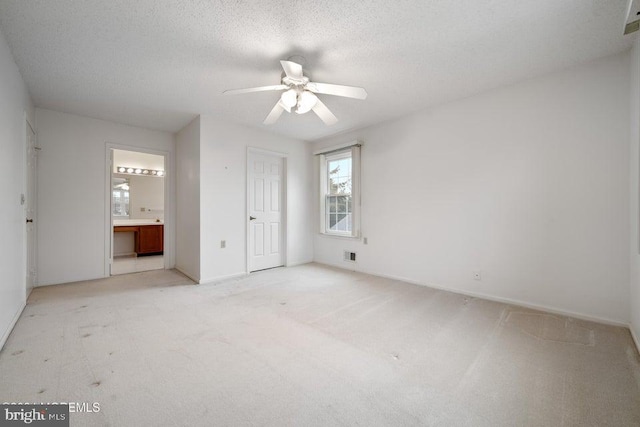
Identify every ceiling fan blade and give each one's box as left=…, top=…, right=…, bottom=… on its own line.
left=263, top=101, right=286, bottom=125
left=306, top=82, right=367, bottom=100
left=311, top=98, right=338, bottom=126
left=223, top=85, right=287, bottom=95
left=280, top=60, right=303, bottom=79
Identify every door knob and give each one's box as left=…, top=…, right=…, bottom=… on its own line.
left=249, top=216, right=256, bottom=221
left=26, top=219, right=33, bottom=223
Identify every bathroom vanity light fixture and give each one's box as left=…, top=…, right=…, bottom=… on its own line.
left=117, top=166, right=165, bottom=177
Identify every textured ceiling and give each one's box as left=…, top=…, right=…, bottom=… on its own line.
left=0, top=0, right=633, bottom=141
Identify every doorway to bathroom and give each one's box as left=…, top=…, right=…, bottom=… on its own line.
left=109, top=148, right=166, bottom=275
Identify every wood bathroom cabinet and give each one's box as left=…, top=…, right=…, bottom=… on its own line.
left=114, top=224, right=163, bottom=256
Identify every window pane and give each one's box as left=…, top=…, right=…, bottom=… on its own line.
left=324, top=150, right=356, bottom=234
left=341, top=195, right=351, bottom=213
left=328, top=196, right=336, bottom=213
left=326, top=195, right=352, bottom=233
left=327, top=155, right=352, bottom=195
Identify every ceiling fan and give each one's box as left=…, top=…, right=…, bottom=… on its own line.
left=223, top=60, right=367, bottom=126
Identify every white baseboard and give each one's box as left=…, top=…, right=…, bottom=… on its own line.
left=422, top=280, right=628, bottom=327
left=313, top=261, right=629, bottom=328
left=630, top=325, right=640, bottom=355
left=313, top=260, right=357, bottom=272
left=286, top=260, right=313, bottom=268
left=34, top=274, right=106, bottom=288
left=174, top=267, right=200, bottom=284
left=199, top=272, right=248, bottom=285
left=114, top=252, right=136, bottom=257
left=0, top=301, right=26, bottom=351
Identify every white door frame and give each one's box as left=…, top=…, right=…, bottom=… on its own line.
left=104, top=143, right=174, bottom=276
left=24, top=112, right=37, bottom=296
left=246, top=147, right=288, bottom=273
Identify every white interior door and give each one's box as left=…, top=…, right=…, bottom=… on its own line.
left=25, top=121, right=37, bottom=292
left=108, top=149, right=114, bottom=276
left=248, top=152, right=284, bottom=272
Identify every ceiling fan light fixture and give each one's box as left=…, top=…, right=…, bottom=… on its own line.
left=296, top=91, right=318, bottom=115
left=224, top=59, right=367, bottom=125
left=280, top=89, right=297, bottom=111
left=275, top=99, right=290, bottom=114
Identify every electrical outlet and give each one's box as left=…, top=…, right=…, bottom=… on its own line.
left=220, top=240, right=226, bottom=249
left=473, top=271, right=481, bottom=281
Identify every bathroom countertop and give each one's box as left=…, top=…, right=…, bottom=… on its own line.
left=113, top=219, right=163, bottom=226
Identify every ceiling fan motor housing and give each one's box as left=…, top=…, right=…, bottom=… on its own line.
left=282, top=75, right=309, bottom=87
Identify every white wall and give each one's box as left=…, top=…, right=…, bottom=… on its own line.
left=0, top=27, right=33, bottom=348
left=630, top=37, right=640, bottom=345
left=199, top=116, right=314, bottom=283
left=312, top=52, right=631, bottom=325
left=36, top=108, right=175, bottom=286
left=175, top=116, right=200, bottom=282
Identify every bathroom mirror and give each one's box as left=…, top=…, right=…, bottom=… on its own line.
left=112, top=177, right=130, bottom=217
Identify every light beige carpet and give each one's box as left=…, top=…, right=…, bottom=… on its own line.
left=1, top=264, right=639, bottom=426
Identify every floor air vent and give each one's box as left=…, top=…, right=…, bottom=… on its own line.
left=344, top=251, right=356, bottom=262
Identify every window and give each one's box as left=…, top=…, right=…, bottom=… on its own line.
left=319, top=145, right=360, bottom=237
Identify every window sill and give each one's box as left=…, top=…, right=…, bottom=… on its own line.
left=319, top=232, right=360, bottom=241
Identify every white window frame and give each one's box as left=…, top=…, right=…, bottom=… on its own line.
left=319, top=144, right=361, bottom=238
